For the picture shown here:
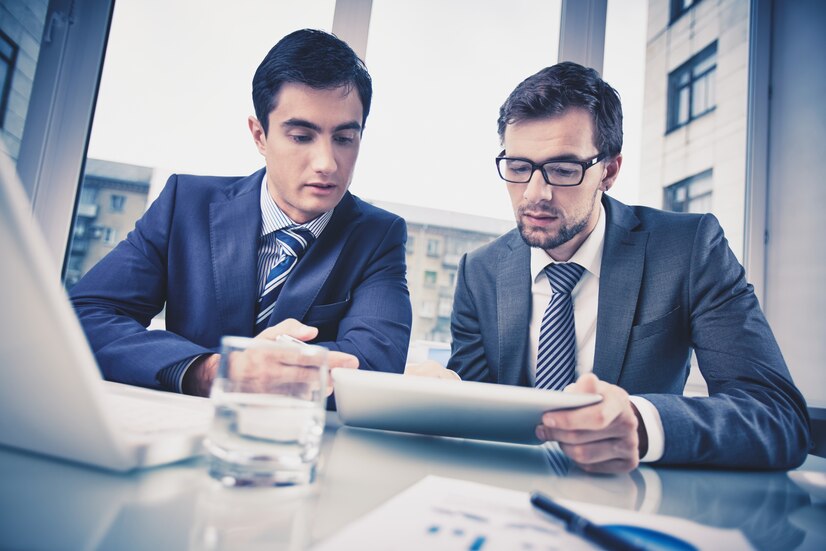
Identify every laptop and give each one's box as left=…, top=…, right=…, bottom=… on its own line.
left=332, top=368, right=602, bottom=445
left=0, top=152, right=212, bottom=472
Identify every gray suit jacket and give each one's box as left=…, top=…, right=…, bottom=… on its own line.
left=447, top=195, right=810, bottom=468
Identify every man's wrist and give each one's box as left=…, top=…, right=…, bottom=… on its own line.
left=182, top=353, right=220, bottom=397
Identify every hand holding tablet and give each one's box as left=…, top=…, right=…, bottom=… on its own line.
left=331, top=369, right=601, bottom=445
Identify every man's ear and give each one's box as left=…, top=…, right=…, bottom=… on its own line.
left=248, top=116, right=267, bottom=155
left=600, top=153, right=622, bottom=192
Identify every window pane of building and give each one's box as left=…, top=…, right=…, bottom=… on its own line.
left=671, top=0, right=702, bottom=22
left=664, top=170, right=713, bottom=214
left=0, top=2, right=48, bottom=161
left=666, top=42, right=717, bottom=131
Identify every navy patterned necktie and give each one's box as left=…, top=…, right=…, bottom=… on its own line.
left=535, top=262, right=586, bottom=391
left=254, top=227, right=315, bottom=334
left=536, top=263, right=584, bottom=476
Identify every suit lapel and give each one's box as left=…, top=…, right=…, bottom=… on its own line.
left=209, top=169, right=264, bottom=336
left=497, top=231, right=532, bottom=386
left=270, top=192, right=361, bottom=323
left=594, top=196, right=648, bottom=385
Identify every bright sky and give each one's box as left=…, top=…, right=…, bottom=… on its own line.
left=88, top=0, right=646, bottom=222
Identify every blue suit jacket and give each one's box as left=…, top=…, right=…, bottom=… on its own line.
left=70, top=168, right=412, bottom=390
left=447, top=195, right=811, bottom=469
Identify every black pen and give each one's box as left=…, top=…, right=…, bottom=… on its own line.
left=530, top=491, right=645, bottom=551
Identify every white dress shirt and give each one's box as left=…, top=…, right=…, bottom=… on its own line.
left=527, top=203, right=665, bottom=462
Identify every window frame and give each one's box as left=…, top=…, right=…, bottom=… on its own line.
left=669, top=0, right=702, bottom=24
left=109, top=193, right=126, bottom=212
left=666, top=41, right=717, bottom=133
left=663, top=169, right=713, bottom=213
left=0, top=29, right=19, bottom=129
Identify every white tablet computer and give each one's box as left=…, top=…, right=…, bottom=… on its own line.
left=331, top=369, right=602, bottom=445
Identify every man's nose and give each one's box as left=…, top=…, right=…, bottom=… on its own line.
left=311, top=140, right=337, bottom=174
left=523, top=169, right=552, bottom=203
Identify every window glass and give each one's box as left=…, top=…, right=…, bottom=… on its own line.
left=110, top=194, right=126, bottom=212
left=664, top=169, right=713, bottom=213
left=670, top=0, right=702, bottom=22
left=360, top=0, right=561, bottom=344
left=603, top=0, right=649, bottom=206
left=426, top=239, right=440, bottom=258
left=64, top=0, right=336, bottom=290
left=667, top=42, right=717, bottom=131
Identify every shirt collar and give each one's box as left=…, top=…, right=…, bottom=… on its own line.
left=530, top=201, right=606, bottom=282
left=259, top=173, right=333, bottom=238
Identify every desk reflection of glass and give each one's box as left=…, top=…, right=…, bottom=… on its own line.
left=189, top=478, right=319, bottom=551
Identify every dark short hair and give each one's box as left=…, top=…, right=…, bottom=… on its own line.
left=497, top=61, right=623, bottom=158
left=252, top=29, right=372, bottom=134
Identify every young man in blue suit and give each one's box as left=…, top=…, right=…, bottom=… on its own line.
left=422, top=62, right=810, bottom=472
left=70, top=29, right=412, bottom=397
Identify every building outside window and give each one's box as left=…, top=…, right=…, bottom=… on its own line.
left=667, top=42, right=717, bottom=132
left=0, top=30, right=18, bottom=129
left=664, top=169, right=713, bottom=213
left=406, top=235, right=415, bottom=254
left=670, top=0, right=702, bottom=22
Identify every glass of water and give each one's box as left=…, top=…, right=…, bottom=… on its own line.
left=205, top=335, right=328, bottom=487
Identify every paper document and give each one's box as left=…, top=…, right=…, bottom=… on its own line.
left=312, top=475, right=751, bottom=550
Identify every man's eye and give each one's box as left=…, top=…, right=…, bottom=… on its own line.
left=508, top=164, right=531, bottom=174
left=290, top=134, right=312, bottom=143
left=334, top=135, right=355, bottom=145
left=549, top=167, right=576, bottom=177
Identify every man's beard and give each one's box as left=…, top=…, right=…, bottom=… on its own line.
left=516, top=188, right=599, bottom=251
left=517, top=213, right=589, bottom=250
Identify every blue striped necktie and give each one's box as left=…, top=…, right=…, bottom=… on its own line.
left=254, top=227, right=315, bottom=334
left=536, top=262, right=584, bottom=475
left=536, top=262, right=585, bottom=391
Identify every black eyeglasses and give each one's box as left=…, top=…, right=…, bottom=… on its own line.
left=495, top=151, right=605, bottom=187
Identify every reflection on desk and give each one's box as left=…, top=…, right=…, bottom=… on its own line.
left=0, top=417, right=824, bottom=550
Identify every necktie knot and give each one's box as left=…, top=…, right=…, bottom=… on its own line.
left=544, top=262, right=585, bottom=295
left=275, top=227, right=315, bottom=259
left=254, top=226, right=315, bottom=334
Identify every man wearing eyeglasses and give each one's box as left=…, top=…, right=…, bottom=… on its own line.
left=428, top=62, right=810, bottom=473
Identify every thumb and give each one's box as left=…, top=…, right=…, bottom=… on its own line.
left=280, top=318, right=318, bottom=341
left=565, top=372, right=600, bottom=393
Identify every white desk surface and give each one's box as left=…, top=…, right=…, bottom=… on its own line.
left=1, top=415, right=824, bottom=550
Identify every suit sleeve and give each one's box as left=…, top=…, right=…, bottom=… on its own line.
left=316, top=216, right=412, bottom=375
left=446, top=254, right=492, bottom=382
left=69, top=176, right=213, bottom=390
left=640, top=214, right=811, bottom=469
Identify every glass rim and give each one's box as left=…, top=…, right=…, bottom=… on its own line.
left=220, top=335, right=328, bottom=357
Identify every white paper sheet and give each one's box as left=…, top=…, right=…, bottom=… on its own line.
left=312, top=475, right=752, bottom=551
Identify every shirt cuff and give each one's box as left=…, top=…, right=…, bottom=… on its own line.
left=157, top=356, right=204, bottom=393
left=628, top=395, right=665, bottom=463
